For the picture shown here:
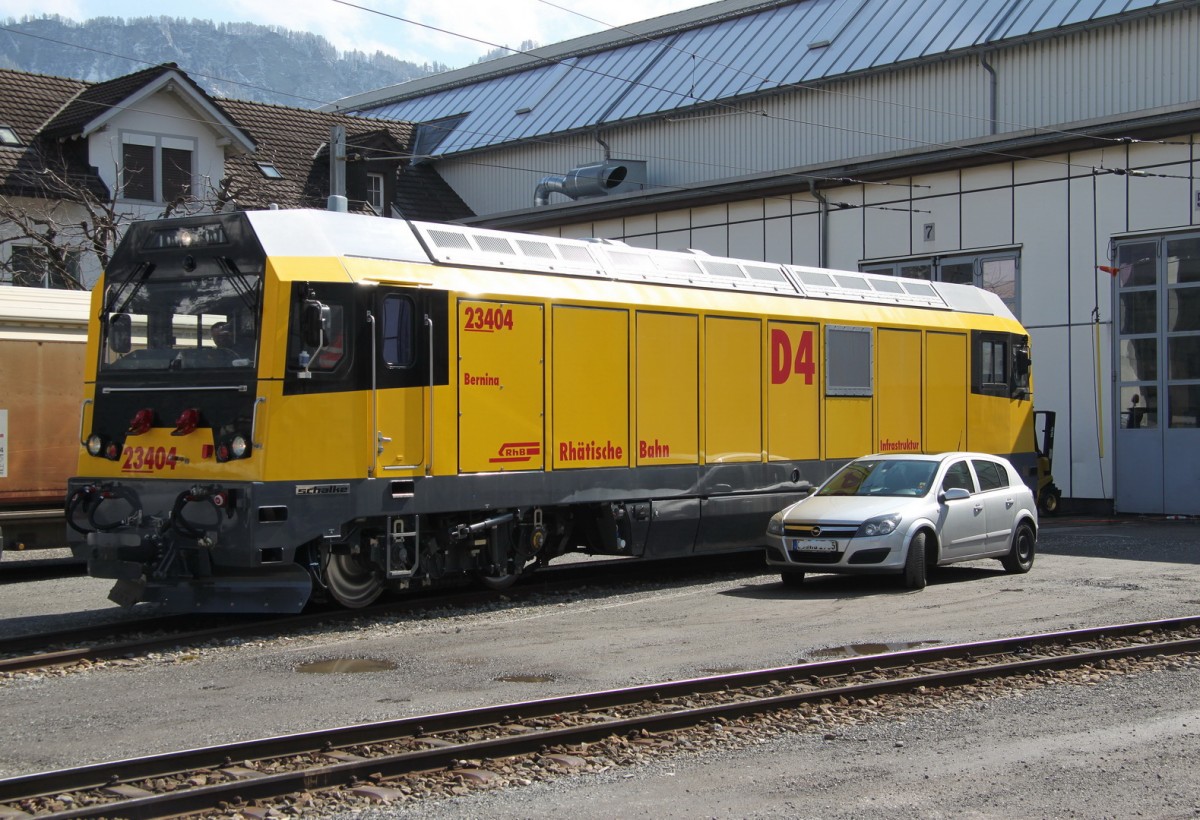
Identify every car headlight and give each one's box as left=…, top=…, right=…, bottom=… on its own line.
left=857, top=513, right=902, bottom=537
left=766, top=513, right=786, bottom=537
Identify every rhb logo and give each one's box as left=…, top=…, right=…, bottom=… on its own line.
left=490, top=441, right=541, bottom=463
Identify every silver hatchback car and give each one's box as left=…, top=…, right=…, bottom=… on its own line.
left=765, top=452, right=1038, bottom=590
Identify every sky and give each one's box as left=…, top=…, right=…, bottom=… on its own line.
left=0, top=0, right=711, bottom=69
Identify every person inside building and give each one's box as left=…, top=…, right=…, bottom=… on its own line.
left=1126, top=394, right=1145, bottom=429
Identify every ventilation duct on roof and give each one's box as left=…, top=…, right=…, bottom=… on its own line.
left=534, top=160, right=645, bottom=206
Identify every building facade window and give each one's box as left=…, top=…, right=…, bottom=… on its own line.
left=4, top=246, right=81, bottom=288
left=119, top=133, right=196, bottom=204
left=862, top=250, right=1020, bottom=317
left=366, top=172, right=385, bottom=211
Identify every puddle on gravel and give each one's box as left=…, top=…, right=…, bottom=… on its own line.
left=801, top=641, right=933, bottom=662
left=494, top=673, right=557, bottom=683
left=296, top=658, right=396, bottom=674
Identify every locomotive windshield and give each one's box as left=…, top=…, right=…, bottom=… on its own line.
left=97, top=214, right=266, bottom=375
left=100, top=263, right=262, bottom=373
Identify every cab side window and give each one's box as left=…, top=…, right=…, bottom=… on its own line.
left=382, top=294, right=416, bottom=368
left=972, top=459, right=1008, bottom=491
left=942, top=461, right=975, bottom=493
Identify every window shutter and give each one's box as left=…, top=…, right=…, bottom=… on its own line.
left=161, top=147, right=193, bottom=202
left=122, top=143, right=154, bottom=201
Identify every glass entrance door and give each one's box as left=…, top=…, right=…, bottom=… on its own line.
left=1113, top=234, right=1200, bottom=515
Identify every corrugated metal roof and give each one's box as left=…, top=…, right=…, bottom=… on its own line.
left=347, top=0, right=1179, bottom=156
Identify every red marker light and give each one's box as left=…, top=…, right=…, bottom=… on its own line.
left=127, top=408, right=155, bottom=435
left=172, top=408, right=201, bottom=436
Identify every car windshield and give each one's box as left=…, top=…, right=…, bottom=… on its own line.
left=818, top=459, right=938, bottom=498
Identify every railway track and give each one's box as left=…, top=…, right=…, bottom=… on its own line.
left=2, top=616, right=1198, bottom=819
left=0, top=553, right=761, bottom=676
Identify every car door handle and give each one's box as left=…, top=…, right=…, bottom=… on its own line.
left=973, top=504, right=983, bottom=514
left=1005, top=498, right=1014, bottom=508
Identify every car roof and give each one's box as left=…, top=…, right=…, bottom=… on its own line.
left=854, top=452, right=1012, bottom=464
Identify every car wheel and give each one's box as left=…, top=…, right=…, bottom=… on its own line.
left=1001, top=522, right=1036, bottom=574
left=781, top=570, right=806, bottom=588
left=902, top=531, right=927, bottom=590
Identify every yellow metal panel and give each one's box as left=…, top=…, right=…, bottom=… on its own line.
left=552, top=306, right=629, bottom=468
left=876, top=328, right=922, bottom=453
left=636, top=312, right=697, bottom=465
left=458, top=300, right=544, bottom=473
left=925, top=331, right=968, bottom=453
left=767, top=321, right=820, bottom=461
left=825, top=397, right=873, bottom=458
left=704, top=316, right=762, bottom=463
left=259, top=380, right=369, bottom=482
left=968, top=394, right=1013, bottom=454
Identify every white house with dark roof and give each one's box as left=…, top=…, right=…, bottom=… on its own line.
left=0, top=63, right=470, bottom=289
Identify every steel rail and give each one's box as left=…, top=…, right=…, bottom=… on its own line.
left=3, top=616, right=1199, bottom=818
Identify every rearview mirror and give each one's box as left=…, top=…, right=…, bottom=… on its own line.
left=941, top=487, right=971, bottom=502
left=108, top=313, right=131, bottom=354
left=301, top=300, right=331, bottom=349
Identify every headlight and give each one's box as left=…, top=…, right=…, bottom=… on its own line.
left=229, top=435, right=249, bottom=459
left=86, top=434, right=104, bottom=457
left=766, top=514, right=786, bottom=537
left=857, top=513, right=902, bottom=537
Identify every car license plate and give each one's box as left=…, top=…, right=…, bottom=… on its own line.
left=790, top=538, right=839, bottom=552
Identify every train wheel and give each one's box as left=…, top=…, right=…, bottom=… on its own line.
left=324, top=549, right=384, bottom=608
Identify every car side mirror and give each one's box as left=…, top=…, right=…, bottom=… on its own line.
left=941, top=487, right=971, bottom=502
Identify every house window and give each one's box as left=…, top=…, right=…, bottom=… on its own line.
left=366, top=173, right=385, bottom=211
left=0, top=125, right=19, bottom=146
left=122, top=142, right=155, bottom=200
left=5, top=246, right=81, bottom=289
left=256, top=163, right=283, bottom=179
left=861, top=250, right=1020, bottom=317
left=119, top=133, right=195, bottom=203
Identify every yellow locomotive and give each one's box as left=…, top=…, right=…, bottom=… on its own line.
left=67, top=209, right=1035, bottom=612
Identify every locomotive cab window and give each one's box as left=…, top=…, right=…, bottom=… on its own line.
left=971, top=331, right=1030, bottom=399
left=287, top=283, right=354, bottom=380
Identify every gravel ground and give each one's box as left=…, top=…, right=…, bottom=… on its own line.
left=2, top=517, right=1199, bottom=817
left=327, top=659, right=1200, bottom=819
